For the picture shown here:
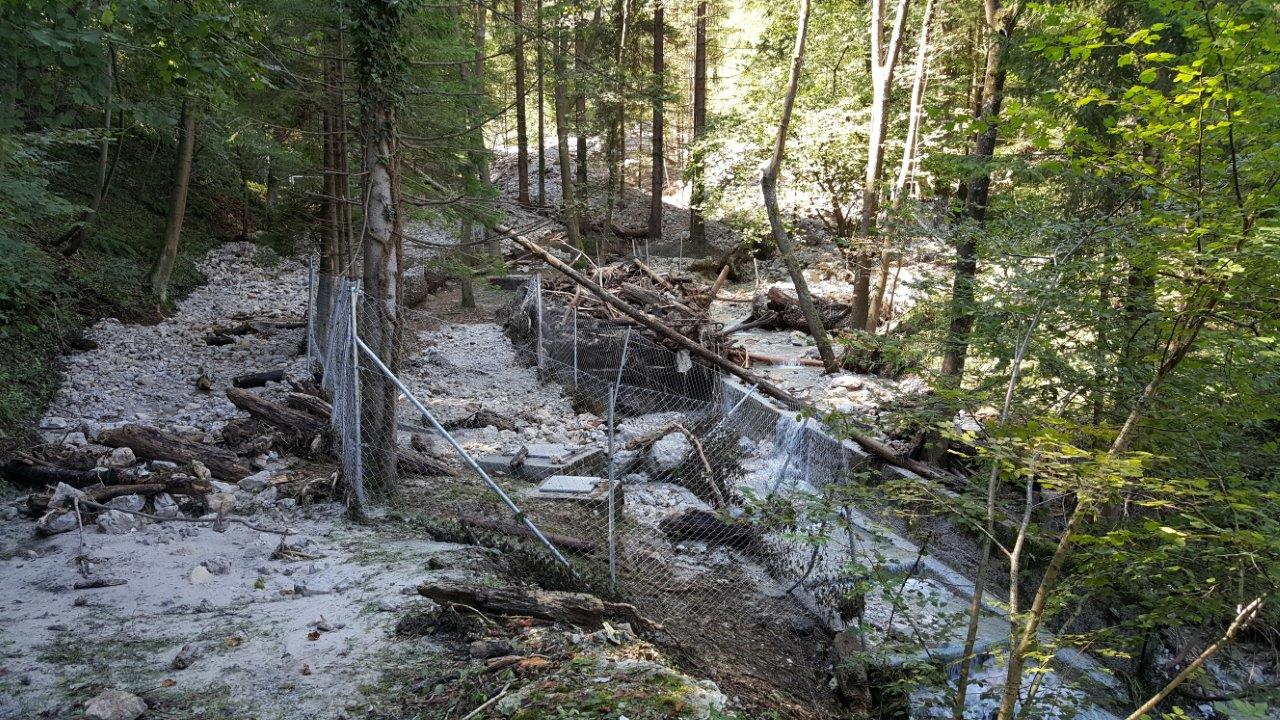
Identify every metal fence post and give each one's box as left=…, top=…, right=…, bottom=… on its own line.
left=607, top=383, right=618, bottom=593
left=535, top=274, right=545, bottom=378
left=572, top=306, right=579, bottom=389
left=349, top=282, right=366, bottom=509
left=306, top=256, right=316, bottom=365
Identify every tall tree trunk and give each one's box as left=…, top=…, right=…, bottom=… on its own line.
left=573, top=7, right=589, bottom=190
left=473, top=0, right=495, bottom=255
left=350, top=0, right=409, bottom=510
left=760, top=0, right=837, bottom=373
left=647, top=0, right=665, bottom=245
left=336, top=28, right=355, bottom=275
left=62, top=43, right=119, bottom=257
left=939, top=0, right=1016, bottom=382
left=687, top=0, right=708, bottom=248
left=553, top=30, right=583, bottom=249
left=852, top=0, right=912, bottom=331
left=536, top=0, right=547, bottom=207
left=317, top=31, right=343, bottom=345
left=148, top=100, right=197, bottom=303
left=869, top=0, right=933, bottom=328
left=606, top=0, right=630, bottom=230
left=514, top=0, right=531, bottom=207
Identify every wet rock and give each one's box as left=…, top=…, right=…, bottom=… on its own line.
left=102, top=447, right=136, bottom=468
left=170, top=642, right=205, bottom=670
left=83, top=689, right=147, bottom=720
left=107, top=494, right=145, bottom=513
left=97, top=509, right=142, bottom=534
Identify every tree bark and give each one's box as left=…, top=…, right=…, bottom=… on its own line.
left=553, top=29, right=583, bottom=249
left=514, top=0, right=531, bottom=207
left=759, top=0, right=838, bottom=373
left=98, top=425, right=250, bottom=481
left=317, top=30, right=344, bottom=344
left=536, top=0, right=547, bottom=207
left=687, top=0, right=709, bottom=248
left=148, top=99, right=197, bottom=303
left=853, top=0, right=912, bottom=331
left=940, top=0, right=1016, bottom=382
left=605, top=0, right=630, bottom=230
left=869, top=0, right=933, bottom=330
left=647, top=0, right=665, bottom=245
left=573, top=7, right=590, bottom=190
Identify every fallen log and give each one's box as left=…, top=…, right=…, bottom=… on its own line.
left=458, top=514, right=597, bottom=554
left=749, top=286, right=851, bottom=331
left=417, top=580, right=657, bottom=633
left=398, top=449, right=455, bottom=477
left=204, top=333, right=236, bottom=346
left=285, top=392, right=333, bottom=421
left=26, top=477, right=212, bottom=513
left=232, top=368, right=286, bottom=389
left=98, top=425, right=251, bottom=481
left=494, top=223, right=952, bottom=483
left=443, top=409, right=517, bottom=433
left=1, top=459, right=126, bottom=489
left=225, top=388, right=326, bottom=448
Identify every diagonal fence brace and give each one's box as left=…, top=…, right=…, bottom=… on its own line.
left=353, top=335, right=574, bottom=570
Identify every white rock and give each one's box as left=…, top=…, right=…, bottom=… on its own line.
left=190, top=461, right=211, bottom=482
left=209, top=481, right=237, bottom=493
left=254, top=486, right=278, bottom=507
left=102, top=447, right=135, bottom=468
left=50, top=482, right=86, bottom=509
left=97, top=509, right=142, bottom=534
left=831, top=375, right=864, bottom=391
left=238, top=470, right=274, bottom=492
left=152, top=493, right=181, bottom=519
left=64, top=432, right=88, bottom=446
left=84, top=689, right=147, bottom=720
left=107, top=494, right=145, bottom=513
left=189, top=565, right=213, bottom=584
left=650, top=432, right=692, bottom=471
left=42, top=417, right=68, bottom=430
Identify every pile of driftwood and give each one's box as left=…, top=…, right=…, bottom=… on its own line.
left=5, top=376, right=460, bottom=534
left=542, top=259, right=725, bottom=340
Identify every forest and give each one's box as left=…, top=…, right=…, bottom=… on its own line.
left=0, top=0, right=1278, bottom=719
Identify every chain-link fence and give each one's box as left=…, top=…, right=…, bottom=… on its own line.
left=303, top=258, right=1033, bottom=715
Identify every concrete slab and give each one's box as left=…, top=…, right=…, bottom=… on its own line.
left=540, top=475, right=603, bottom=494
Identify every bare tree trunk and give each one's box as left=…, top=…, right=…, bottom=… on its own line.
left=687, top=0, right=708, bottom=248
left=515, top=0, right=531, bottom=207
left=852, top=0, right=912, bottom=331
left=536, top=0, right=547, bottom=207
left=606, top=0, right=630, bottom=230
left=317, top=31, right=344, bottom=344
left=149, top=100, right=197, bottom=303
left=760, top=0, right=836, bottom=373
left=473, top=0, right=495, bottom=255
left=62, top=44, right=119, bottom=257
left=940, top=0, right=1016, bottom=382
left=553, top=30, right=583, bottom=249
left=869, top=0, right=933, bottom=329
left=647, top=0, right=665, bottom=245
left=336, top=29, right=355, bottom=274
left=573, top=7, right=589, bottom=191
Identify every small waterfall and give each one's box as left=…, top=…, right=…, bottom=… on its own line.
left=766, top=414, right=811, bottom=496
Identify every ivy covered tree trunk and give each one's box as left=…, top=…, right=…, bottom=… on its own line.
left=149, top=99, right=197, bottom=304
left=350, top=0, right=409, bottom=510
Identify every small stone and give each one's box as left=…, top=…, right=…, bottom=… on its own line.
left=650, top=432, right=692, bottom=471
left=831, top=375, right=864, bottom=391
left=254, top=486, right=278, bottom=507
left=0, top=505, right=18, bottom=521
left=64, top=432, right=88, bottom=446
left=151, top=460, right=178, bottom=470
left=50, top=482, right=86, bottom=509
left=209, top=481, right=237, bottom=494
left=107, top=494, right=145, bottom=513
left=468, top=638, right=514, bottom=659
left=189, top=565, right=213, bottom=584
left=203, top=556, right=232, bottom=575
left=103, top=447, right=136, bottom=468
left=97, top=509, right=142, bottom=534
left=238, top=470, right=274, bottom=493
left=41, top=417, right=68, bottom=430
left=377, top=596, right=407, bottom=612
left=170, top=642, right=204, bottom=670
left=152, top=493, right=181, bottom=519
left=83, top=689, right=147, bottom=720
left=190, top=461, right=211, bottom=482
left=38, top=511, right=80, bottom=535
